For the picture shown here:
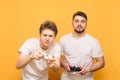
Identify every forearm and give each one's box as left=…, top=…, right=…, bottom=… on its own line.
left=60, top=59, right=66, bottom=68
left=88, top=57, right=105, bottom=72
left=16, top=55, right=32, bottom=69
left=52, top=58, right=60, bottom=72
left=79, top=57, right=105, bottom=75
left=88, top=61, right=104, bottom=72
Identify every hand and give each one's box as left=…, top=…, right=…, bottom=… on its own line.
left=46, top=56, right=55, bottom=67
left=64, top=63, right=71, bottom=72
left=77, top=67, right=89, bottom=75
left=69, top=66, right=82, bottom=72
left=30, top=51, right=44, bottom=60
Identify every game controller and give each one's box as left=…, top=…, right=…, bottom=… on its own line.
left=43, top=54, right=52, bottom=60
left=40, top=51, right=52, bottom=60
left=70, top=66, right=81, bottom=72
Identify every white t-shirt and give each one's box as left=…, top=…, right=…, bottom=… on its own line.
left=18, top=38, right=61, bottom=80
left=59, top=33, right=103, bottom=80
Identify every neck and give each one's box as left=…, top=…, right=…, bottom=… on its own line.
left=72, top=32, right=86, bottom=39
left=41, top=46, right=48, bottom=50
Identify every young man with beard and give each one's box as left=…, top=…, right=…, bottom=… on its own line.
left=16, top=20, right=61, bottom=80
left=59, top=11, right=105, bottom=80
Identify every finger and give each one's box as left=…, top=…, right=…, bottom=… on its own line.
left=49, top=63, right=54, bottom=67
left=47, top=61, right=55, bottom=67
left=33, top=55, right=39, bottom=60
left=65, top=64, right=70, bottom=71
left=38, top=53, right=44, bottom=58
left=52, top=56, right=54, bottom=57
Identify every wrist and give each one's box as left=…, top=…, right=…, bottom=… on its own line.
left=29, top=55, right=34, bottom=60
left=63, top=63, right=68, bottom=68
left=86, top=67, right=90, bottom=73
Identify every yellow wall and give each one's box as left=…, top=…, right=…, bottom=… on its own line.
left=0, top=0, right=120, bottom=80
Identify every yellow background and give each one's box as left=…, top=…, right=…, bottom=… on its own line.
left=0, top=0, right=120, bottom=80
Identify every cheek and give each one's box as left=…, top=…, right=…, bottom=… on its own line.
left=40, top=37, right=44, bottom=41
left=83, top=25, right=87, bottom=28
left=83, top=23, right=87, bottom=26
left=73, top=24, right=77, bottom=28
left=50, top=37, right=55, bottom=42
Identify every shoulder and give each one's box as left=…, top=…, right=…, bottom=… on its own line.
left=60, top=33, right=72, bottom=41
left=48, top=43, right=61, bottom=52
left=52, top=42, right=61, bottom=48
left=23, top=38, right=39, bottom=45
left=85, top=34, right=98, bottom=41
left=85, top=34, right=100, bottom=45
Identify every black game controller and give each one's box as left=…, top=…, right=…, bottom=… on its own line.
left=70, top=66, right=81, bottom=72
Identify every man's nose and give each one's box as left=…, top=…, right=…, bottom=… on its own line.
left=46, top=36, right=50, bottom=40
left=78, top=21, right=82, bottom=25
left=78, top=22, right=82, bottom=27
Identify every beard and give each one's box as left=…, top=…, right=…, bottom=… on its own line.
left=74, top=28, right=85, bottom=33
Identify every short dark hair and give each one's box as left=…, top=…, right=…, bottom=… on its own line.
left=39, top=20, right=58, bottom=36
left=72, top=11, right=87, bottom=21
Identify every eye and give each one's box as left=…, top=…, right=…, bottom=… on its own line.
left=49, top=35, right=54, bottom=37
left=43, top=34, right=47, bottom=36
left=74, top=19, right=79, bottom=23
left=81, top=20, right=86, bottom=23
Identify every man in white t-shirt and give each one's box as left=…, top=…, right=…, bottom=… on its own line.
left=59, top=11, right=105, bottom=80
left=16, top=20, right=61, bottom=80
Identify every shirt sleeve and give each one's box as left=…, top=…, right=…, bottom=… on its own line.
left=18, top=39, right=31, bottom=55
left=92, top=40, right=103, bottom=57
left=54, top=44, right=61, bottom=58
left=59, top=38, right=65, bottom=56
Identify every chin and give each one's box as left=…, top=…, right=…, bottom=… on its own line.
left=45, top=44, right=50, bottom=47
